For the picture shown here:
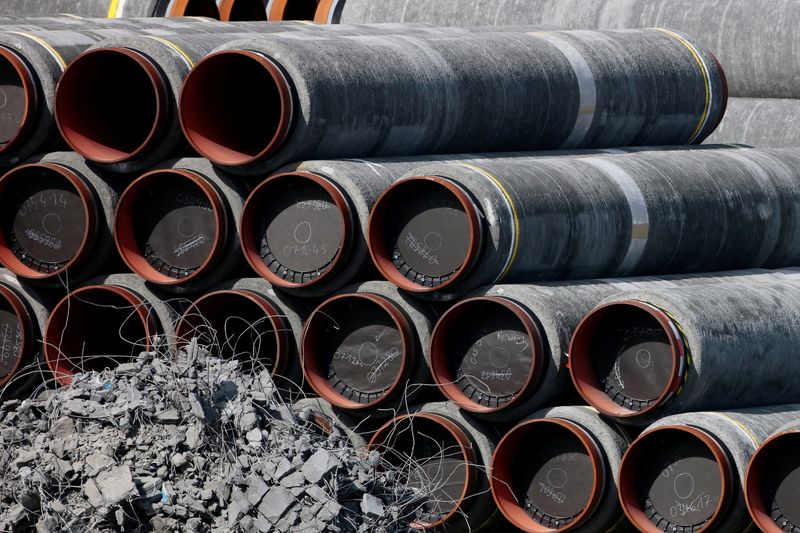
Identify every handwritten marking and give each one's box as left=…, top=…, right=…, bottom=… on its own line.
left=24, top=228, right=62, bottom=250
left=174, top=234, right=207, bottom=257
left=404, top=232, right=440, bottom=265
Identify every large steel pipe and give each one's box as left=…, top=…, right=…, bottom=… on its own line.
left=179, top=28, right=725, bottom=176
left=706, top=98, right=800, bottom=149
left=618, top=405, right=800, bottom=532
left=491, top=406, right=630, bottom=532
left=219, top=0, right=267, bottom=21
left=745, top=421, right=800, bottom=533
left=570, top=278, right=800, bottom=425
left=300, top=281, right=437, bottom=416
left=0, top=152, right=125, bottom=287
left=369, top=147, right=800, bottom=300
left=368, top=401, right=501, bottom=533
left=43, top=273, right=178, bottom=386
left=0, top=0, right=220, bottom=18
left=114, top=158, right=249, bottom=294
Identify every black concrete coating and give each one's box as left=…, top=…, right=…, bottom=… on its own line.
left=706, top=98, right=800, bottom=149
left=198, top=28, right=724, bottom=175
left=389, top=148, right=800, bottom=300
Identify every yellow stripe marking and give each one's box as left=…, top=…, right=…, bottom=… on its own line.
left=107, top=0, right=120, bottom=17
left=710, top=412, right=761, bottom=447
left=144, top=36, right=195, bottom=68
left=7, top=32, right=66, bottom=70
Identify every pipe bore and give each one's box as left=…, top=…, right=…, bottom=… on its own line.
left=745, top=430, right=800, bottom=532
left=268, top=0, right=320, bottom=20
left=301, top=293, right=414, bottom=410
left=114, top=169, right=226, bottom=285
left=0, top=163, right=97, bottom=280
left=368, top=413, right=477, bottom=529
left=569, top=301, right=687, bottom=418
left=179, top=50, right=294, bottom=166
left=368, top=177, right=483, bottom=293
left=219, top=0, right=268, bottom=20
left=0, top=47, right=36, bottom=155
left=167, top=0, right=222, bottom=17
left=430, top=296, right=544, bottom=413
left=241, top=171, right=354, bottom=289
left=0, top=284, right=34, bottom=390
left=44, top=285, right=157, bottom=385
left=175, top=289, right=290, bottom=374
left=619, top=426, right=733, bottom=532
left=491, top=419, right=605, bottom=532
left=55, top=48, right=168, bottom=164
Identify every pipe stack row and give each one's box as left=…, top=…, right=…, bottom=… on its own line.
left=0, top=6, right=796, bottom=533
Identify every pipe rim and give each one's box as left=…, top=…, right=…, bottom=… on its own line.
left=312, top=0, right=338, bottom=23
left=300, top=292, right=415, bottom=410
left=568, top=300, right=686, bottom=418
left=490, top=417, right=606, bottom=532
left=113, top=168, right=228, bottom=286
left=429, top=295, right=545, bottom=414
left=0, top=46, right=37, bottom=155
left=367, top=176, right=483, bottom=294
left=240, top=170, right=355, bottom=290
left=0, top=162, right=98, bottom=281
left=55, top=47, right=169, bottom=164
left=745, top=429, right=800, bottom=533
left=368, top=412, right=478, bottom=530
left=179, top=49, right=294, bottom=167
left=175, top=288, right=291, bottom=375
left=618, top=425, right=733, bottom=533
left=0, top=284, right=34, bottom=389
left=167, top=0, right=222, bottom=17
left=219, top=0, right=267, bottom=20
left=709, top=52, right=729, bottom=134
left=267, top=0, right=319, bottom=20
left=43, top=284, right=155, bottom=386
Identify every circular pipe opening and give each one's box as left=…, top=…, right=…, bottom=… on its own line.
left=745, top=429, right=800, bottom=532
left=0, top=163, right=97, bottom=280
left=114, top=169, right=227, bottom=286
left=44, top=285, right=157, bottom=386
left=167, top=0, right=221, bottom=17
left=569, top=301, right=686, bottom=418
left=491, top=418, right=605, bottom=532
left=301, top=293, right=415, bottom=410
left=241, top=171, right=354, bottom=289
left=175, top=289, right=290, bottom=375
left=219, top=0, right=268, bottom=20
left=0, top=47, right=37, bottom=155
left=367, top=176, right=483, bottom=293
left=179, top=50, right=294, bottom=167
left=55, top=48, right=168, bottom=164
left=618, top=426, right=733, bottom=533
left=368, top=413, right=477, bottom=529
left=0, top=284, right=34, bottom=390
left=430, top=296, right=545, bottom=414
left=268, top=0, right=319, bottom=20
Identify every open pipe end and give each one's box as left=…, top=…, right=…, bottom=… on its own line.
left=745, top=429, right=800, bottom=532
left=569, top=301, right=686, bottom=418
left=241, top=171, right=354, bottom=289
left=312, top=0, right=338, bottom=23
left=219, top=0, right=268, bottom=20
left=619, top=426, right=733, bottom=533
left=180, top=50, right=294, bottom=167
left=430, top=296, right=544, bottom=414
left=44, top=284, right=155, bottom=386
left=55, top=48, right=168, bottom=164
left=114, top=169, right=227, bottom=286
left=0, top=163, right=97, bottom=281
left=368, top=412, right=477, bottom=529
left=367, top=176, right=483, bottom=294
left=167, top=0, right=221, bottom=18
left=301, top=292, right=414, bottom=410
left=0, top=47, right=37, bottom=155
left=0, top=284, right=33, bottom=389
left=491, top=418, right=605, bottom=532
left=175, top=289, right=290, bottom=375
left=267, top=0, right=320, bottom=20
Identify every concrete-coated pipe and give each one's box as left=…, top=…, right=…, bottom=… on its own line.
left=180, top=28, right=725, bottom=176
left=300, top=281, right=437, bottom=416
left=570, top=278, right=800, bottom=425
left=618, top=405, right=800, bottom=532
left=114, top=158, right=250, bottom=294
left=706, top=98, right=800, bottom=149
left=175, top=277, right=310, bottom=390
left=491, top=405, right=631, bottom=532
left=368, top=401, right=501, bottom=533
left=745, top=420, right=800, bottom=533
left=369, top=147, right=800, bottom=301
left=43, top=273, right=178, bottom=386
left=0, top=0, right=220, bottom=18
left=0, top=152, right=126, bottom=287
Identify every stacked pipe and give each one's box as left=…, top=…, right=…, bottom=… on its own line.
left=0, top=0, right=222, bottom=18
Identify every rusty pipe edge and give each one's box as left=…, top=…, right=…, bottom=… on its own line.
left=179, top=49, right=295, bottom=167
left=312, top=0, right=341, bottom=24
left=490, top=418, right=606, bottom=532
left=0, top=46, right=38, bottom=156
left=240, top=170, right=355, bottom=291
left=43, top=284, right=159, bottom=386
left=568, top=300, right=687, bottom=419
left=367, top=412, right=478, bottom=530
left=267, top=0, right=320, bottom=20
left=174, top=288, right=292, bottom=376
left=429, top=295, right=545, bottom=415
left=745, top=428, right=800, bottom=532
left=55, top=47, right=169, bottom=165
left=114, top=168, right=229, bottom=287
left=166, top=0, right=222, bottom=18
left=0, top=162, right=99, bottom=282
left=219, top=0, right=268, bottom=20
left=300, top=292, right=415, bottom=411
left=0, top=283, right=36, bottom=390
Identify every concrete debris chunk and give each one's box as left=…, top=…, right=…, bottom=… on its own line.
left=257, top=486, right=294, bottom=523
